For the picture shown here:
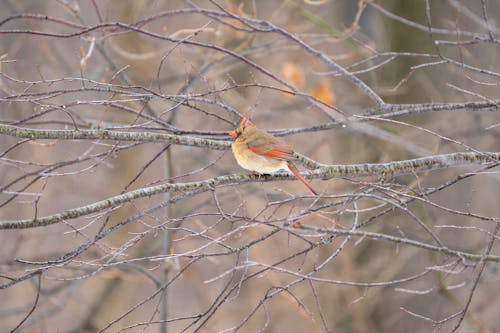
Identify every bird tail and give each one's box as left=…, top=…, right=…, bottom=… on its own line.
left=287, top=162, right=318, bottom=195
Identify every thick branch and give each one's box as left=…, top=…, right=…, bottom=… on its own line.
left=0, top=124, right=229, bottom=150
left=308, top=152, right=500, bottom=177
left=0, top=152, right=497, bottom=229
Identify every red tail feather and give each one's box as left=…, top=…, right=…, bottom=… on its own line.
left=287, top=162, right=317, bottom=195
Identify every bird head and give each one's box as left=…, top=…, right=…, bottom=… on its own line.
left=229, top=117, right=255, bottom=139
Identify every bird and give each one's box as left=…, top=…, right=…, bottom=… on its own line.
left=229, top=117, right=317, bottom=195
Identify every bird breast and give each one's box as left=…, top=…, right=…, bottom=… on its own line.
left=232, top=140, right=288, bottom=173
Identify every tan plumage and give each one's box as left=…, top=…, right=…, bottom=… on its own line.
left=230, top=117, right=317, bottom=195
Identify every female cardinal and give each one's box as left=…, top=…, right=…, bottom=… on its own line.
left=229, top=117, right=317, bottom=195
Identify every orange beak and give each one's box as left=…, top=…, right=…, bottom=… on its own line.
left=229, top=130, right=237, bottom=138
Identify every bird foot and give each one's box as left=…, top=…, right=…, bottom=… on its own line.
left=251, top=171, right=271, bottom=180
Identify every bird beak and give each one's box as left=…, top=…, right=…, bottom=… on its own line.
left=229, top=130, right=237, bottom=138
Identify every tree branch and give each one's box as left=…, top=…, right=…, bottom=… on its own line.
left=0, top=151, right=497, bottom=229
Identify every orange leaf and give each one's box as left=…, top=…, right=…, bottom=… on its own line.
left=309, top=79, right=336, bottom=106
left=282, top=61, right=305, bottom=88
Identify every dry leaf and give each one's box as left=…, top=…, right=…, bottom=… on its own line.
left=309, top=78, right=336, bottom=105
left=282, top=61, right=305, bottom=88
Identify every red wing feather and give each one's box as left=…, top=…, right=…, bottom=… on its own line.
left=266, top=148, right=289, bottom=158
left=247, top=144, right=294, bottom=160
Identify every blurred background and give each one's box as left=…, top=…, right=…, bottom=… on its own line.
left=0, top=1, right=499, bottom=332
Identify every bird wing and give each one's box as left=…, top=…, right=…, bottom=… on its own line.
left=243, top=128, right=296, bottom=160
left=248, top=144, right=293, bottom=158
left=247, top=139, right=295, bottom=160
